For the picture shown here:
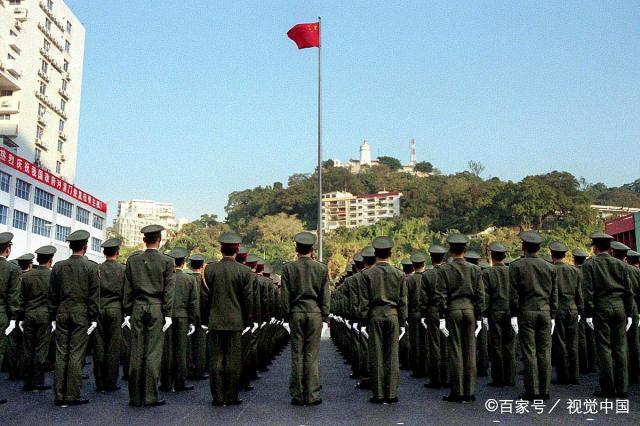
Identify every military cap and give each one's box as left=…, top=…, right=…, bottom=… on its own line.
left=589, top=232, right=613, bottom=241
left=543, top=255, right=553, bottom=263
left=611, top=241, right=631, bottom=252
left=572, top=249, right=588, bottom=258
left=140, top=224, right=164, bottom=234
left=478, top=260, right=491, bottom=270
left=446, top=233, right=469, bottom=244
left=626, top=250, right=640, bottom=259
left=263, top=263, right=273, bottom=274
left=428, top=245, right=447, bottom=255
left=353, top=253, right=364, bottom=263
left=519, top=230, right=543, bottom=244
left=361, top=246, right=375, bottom=258
left=294, top=232, right=317, bottom=245
left=489, top=242, right=507, bottom=253
left=464, top=251, right=481, bottom=260
left=401, top=258, right=412, bottom=266
left=35, top=245, right=56, bottom=255
left=549, top=241, right=568, bottom=253
left=410, top=252, right=426, bottom=263
left=237, top=245, right=248, bottom=255
left=0, top=232, right=14, bottom=245
left=372, top=236, right=394, bottom=249
left=67, top=229, right=90, bottom=242
left=246, top=254, right=260, bottom=264
left=101, top=238, right=121, bottom=249
left=218, top=231, right=242, bottom=244
left=188, top=254, right=205, bottom=262
left=257, top=258, right=265, bottom=266
left=168, top=248, right=188, bottom=259
left=16, top=253, right=35, bottom=261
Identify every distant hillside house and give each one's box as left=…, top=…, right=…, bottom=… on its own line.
left=321, top=191, right=402, bottom=231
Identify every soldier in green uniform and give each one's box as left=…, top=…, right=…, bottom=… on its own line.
left=160, top=248, right=198, bottom=392
left=19, top=245, right=56, bottom=392
left=93, top=238, right=126, bottom=392
left=0, top=232, right=21, bottom=404
left=49, top=230, right=99, bottom=406
left=482, top=242, right=515, bottom=387
left=281, top=232, right=330, bottom=406
left=437, top=234, right=484, bottom=403
left=345, top=255, right=364, bottom=380
left=509, top=230, right=558, bottom=400
left=123, top=224, right=175, bottom=407
left=203, top=232, right=254, bottom=407
left=465, top=250, right=488, bottom=378
left=361, top=236, right=407, bottom=404
left=7, top=253, right=32, bottom=382
left=187, top=254, right=209, bottom=381
left=420, top=245, right=448, bottom=389
left=625, top=250, right=640, bottom=383
left=574, top=249, right=596, bottom=374
left=121, top=250, right=143, bottom=382
left=549, top=241, right=583, bottom=385
left=399, top=259, right=413, bottom=371
left=583, top=233, right=634, bottom=398
left=355, top=246, right=377, bottom=390
left=240, top=254, right=260, bottom=391
left=406, top=252, right=427, bottom=378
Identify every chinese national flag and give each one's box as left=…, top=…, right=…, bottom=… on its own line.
left=287, top=22, right=320, bottom=49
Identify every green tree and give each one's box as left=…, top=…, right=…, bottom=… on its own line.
left=414, top=161, right=434, bottom=173
left=377, top=156, right=402, bottom=170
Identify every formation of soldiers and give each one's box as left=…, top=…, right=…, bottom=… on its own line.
left=331, top=231, right=640, bottom=403
left=1, top=226, right=639, bottom=408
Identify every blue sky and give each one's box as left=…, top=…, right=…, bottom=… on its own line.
left=66, top=1, right=640, bottom=222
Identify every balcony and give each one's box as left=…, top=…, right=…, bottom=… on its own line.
left=63, top=71, right=71, bottom=81
left=35, top=138, right=48, bottom=150
left=37, top=69, right=49, bottom=82
left=37, top=113, right=47, bottom=126
left=5, top=58, right=21, bottom=78
left=14, top=7, right=28, bottom=21
left=58, top=131, right=67, bottom=140
left=9, top=33, right=20, bottom=53
left=0, top=96, right=20, bottom=114
left=0, top=121, right=18, bottom=137
left=58, top=88, right=69, bottom=99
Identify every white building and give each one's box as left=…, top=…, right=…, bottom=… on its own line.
left=113, top=200, right=182, bottom=247
left=321, top=190, right=402, bottom=231
left=332, top=139, right=431, bottom=176
left=0, top=0, right=106, bottom=263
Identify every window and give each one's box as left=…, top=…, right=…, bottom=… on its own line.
left=57, top=139, right=64, bottom=152
left=55, top=161, right=61, bottom=174
left=9, top=1, right=21, bottom=5
left=15, top=179, right=30, bottom=200
left=12, top=210, right=28, bottom=230
left=47, top=0, right=53, bottom=11
left=36, top=125, right=44, bottom=140
left=38, top=104, right=46, bottom=118
left=45, top=18, right=51, bottom=32
left=58, top=119, right=64, bottom=131
left=0, top=90, right=12, bottom=96
left=63, top=60, right=69, bottom=72
left=55, top=225, right=70, bottom=242
left=60, top=99, right=66, bottom=112
left=61, top=79, right=67, bottom=91
left=0, top=171, right=9, bottom=192
left=39, top=81, right=47, bottom=95
left=76, top=207, right=89, bottom=224
left=57, top=198, right=72, bottom=217
left=0, top=205, right=7, bottom=225
left=64, top=40, right=70, bottom=53
left=34, top=188, right=53, bottom=210
left=35, top=148, right=42, bottom=163
left=66, top=21, right=72, bottom=34
left=0, top=114, right=10, bottom=120
left=93, top=215, right=104, bottom=230
left=32, top=216, right=51, bottom=237
left=41, top=60, right=48, bottom=73
left=91, top=237, right=102, bottom=252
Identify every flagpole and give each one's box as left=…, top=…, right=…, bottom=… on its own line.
left=317, top=16, right=323, bottom=262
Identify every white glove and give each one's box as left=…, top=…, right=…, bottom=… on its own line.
left=252, top=322, right=259, bottom=333
left=260, top=321, right=267, bottom=329
left=18, top=321, right=24, bottom=332
left=86, top=321, right=97, bottom=335
left=361, top=326, right=369, bottom=339
left=5, top=320, right=16, bottom=335
left=283, top=322, right=291, bottom=334
left=242, top=326, right=251, bottom=335
left=121, top=316, right=131, bottom=329
left=586, top=317, right=594, bottom=330
left=637, top=315, right=640, bottom=328
left=322, top=322, right=329, bottom=335
left=187, top=324, right=196, bottom=336
left=200, top=324, right=209, bottom=330
left=578, top=315, right=581, bottom=323
left=439, top=319, right=449, bottom=338
left=511, top=317, right=518, bottom=334
left=399, top=326, right=406, bottom=341
left=353, top=322, right=359, bottom=329
left=551, top=319, right=555, bottom=335
left=51, top=321, right=56, bottom=333
left=474, top=320, right=482, bottom=337
left=626, top=317, right=632, bottom=332
left=270, top=317, right=276, bottom=324
left=162, top=317, right=172, bottom=332
left=421, top=318, right=428, bottom=330
left=482, top=318, right=489, bottom=331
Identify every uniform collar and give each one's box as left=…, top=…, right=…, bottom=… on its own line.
left=596, top=252, right=610, bottom=258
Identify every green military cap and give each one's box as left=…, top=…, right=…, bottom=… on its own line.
left=237, top=245, right=248, bottom=255
left=428, top=245, right=447, bottom=255
left=361, top=246, right=375, bottom=258
left=168, top=248, right=188, bottom=259
left=67, top=229, right=90, bottom=242
left=464, top=251, right=481, bottom=260
left=372, top=236, right=394, bottom=249
left=489, top=242, right=507, bottom=253
left=543, top=255, right=553, bottom=263
left=0, top=232, right=14, bottom=245
left=611, top=241, right=631, bottom=252
left=16, top=253, right=35, bottom=261
left=519, top=230, right=543, bottom=244
left=140, top=224, right=164, bottom=234
left=401, top=258, right=412, bottom=266
left=572, top=249, right=588, bottom=258
left=353, top=253, right=364, bottom=263
left=263, top=263, right=273, bottom=274
left=549, top=241, right=568, bottom=253
left=589, top=232, right=613, bottom=241
left=246, top=254, right=260, bottom=263
left=35, top=245, right=56, bottom=255
left=219, top=231, right=242, bottom=244
left=410, top=252, right=426, bottom=263
left=101, top=238, right=121, bottom=249
left=626, top=250, right=640, bottom=259
left=479, top=260, right=491, bottom=270
left=294, top=232, right=317, bottom=245
left=188, top=254, right=205, bottom=262
left=447, top=233, right=469, bottom=244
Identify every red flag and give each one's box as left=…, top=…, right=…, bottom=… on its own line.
left=287, top=22, right=320, bottom=49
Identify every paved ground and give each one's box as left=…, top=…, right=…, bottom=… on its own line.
left=1, top=336, right=639, bottom=425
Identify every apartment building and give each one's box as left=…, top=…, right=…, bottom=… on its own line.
left=321, top=191, right=402, bottom=231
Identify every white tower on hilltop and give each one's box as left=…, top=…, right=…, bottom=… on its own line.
left=410, top=138, right=417, bottom=167
left=360, top=140, right=371, bottom=165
